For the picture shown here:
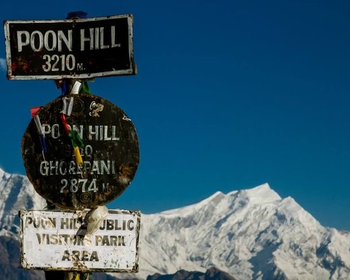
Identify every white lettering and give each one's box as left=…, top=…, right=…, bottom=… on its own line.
left=44, top=30, right=57, bottom=51
left=95, top=27, right=100, bottom=50
left=100, top=27, right=110, bottom=49
left=104, top=125, right=111, bottom=140
left=31, top=30, right=44, bottom=52
left=16, top=30, right=73, bottom=52
left=57, top=30, right=72, bottom=51
left=40, top=160, right=116, bottom=176
left=42, top=124, right=120, bottom=141
left=51, top=124, right=60, bottom=139
left=111, top=26, right=121, bottom=48
left=80, top=28, right=94, bottom=51
left=40, top=161, right=49, bottom=176
left=17, top=31, right=30, bottom=52
left=88, top=125, right=99, bottom=140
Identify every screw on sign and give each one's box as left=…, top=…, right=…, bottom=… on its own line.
left=21, top=93, right=139, bottom=210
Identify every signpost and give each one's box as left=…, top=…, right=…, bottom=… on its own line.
left=4, top=14, right=136, bottom=80
left=3, top=11, right=141, bottom=279
left=20, top=210, right=140, bottom=272
left=22, top=94, right=140, bottom=209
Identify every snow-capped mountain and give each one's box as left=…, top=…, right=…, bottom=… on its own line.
left=1, top=167, right=350, bottom=279
left=0, top=168, right=45, bottom=237
left=137, top=185, right=350, bottom=279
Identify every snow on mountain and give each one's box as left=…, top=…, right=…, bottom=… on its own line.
left=137, top=183, right=350, bottom=280
left=1, top=168, right=350, bottom=280
left=0, top=167, right=46, bottom=237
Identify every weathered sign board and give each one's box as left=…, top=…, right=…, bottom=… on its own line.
left=20, top=209, right=140, bottom=272
left=4, top=14, right=135, bottom=80
left=21, top=94, right=139, bottom=209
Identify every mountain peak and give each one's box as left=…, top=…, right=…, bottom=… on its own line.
left=157, top=184, right=281, bottom=218
left=238, top=183, right=282, bottom=204
left=138, top=182, right=350, bottom=280
left=251, top=182, right=272, bottom=191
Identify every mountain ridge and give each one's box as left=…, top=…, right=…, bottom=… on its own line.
left=136, top=182, right=350, bottom=279
left=0, top=167, right=350, bottom=279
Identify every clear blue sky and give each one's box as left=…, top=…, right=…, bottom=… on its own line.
left=1, top=1, right=350, bottom=231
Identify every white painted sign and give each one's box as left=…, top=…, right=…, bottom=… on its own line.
left=20, top=209, right=140, bottom=272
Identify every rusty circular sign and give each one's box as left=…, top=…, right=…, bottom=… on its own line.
left=22, top=94, right=139, bottom=209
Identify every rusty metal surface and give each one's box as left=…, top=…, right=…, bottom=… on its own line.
left=21, top=94, right=139, bottom=209
left=20, top=209, right=140, bottom=272
left=4, top=14, right=135, bottom=80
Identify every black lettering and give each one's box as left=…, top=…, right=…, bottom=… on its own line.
left=36, top=233, right=43, bottom=244
left=25, top=217, right=33, bottom=228
left=107, top=220, right=114, bottom=230
left=118, top=236, right=125, bottom=246
left=102, top=235, right=110, bottom=246
left=90, top=251, right=99, bottom=261
left=50, top=234, right=58, bottom=245
left=95, top=235, right=102, bottom=246
left=127, top=220, right=134, bottom=231
left=62, top=250, right=70, bottom=261
left=115, top=219, right=121, bottom=230
left=99, top=220, right=105, bottom=230
left=72, top=250, right=80, bottom=260
left=82, top=251, right=89, bottom=261
left=61, top=218, right=69, bottom=229
left=110, top=235, right=118, bottom=246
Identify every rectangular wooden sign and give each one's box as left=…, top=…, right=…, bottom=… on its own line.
left=4, top=14, right=136, bottom=80
left=20, top=209, right=140, bottom=272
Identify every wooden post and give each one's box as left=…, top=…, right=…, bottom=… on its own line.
left=44, top=11, right=91, bottom=280
left=45, top=271, right=90, bottom=280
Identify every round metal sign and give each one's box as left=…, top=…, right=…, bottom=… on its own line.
left=22, top=94, right=139, bottom=209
